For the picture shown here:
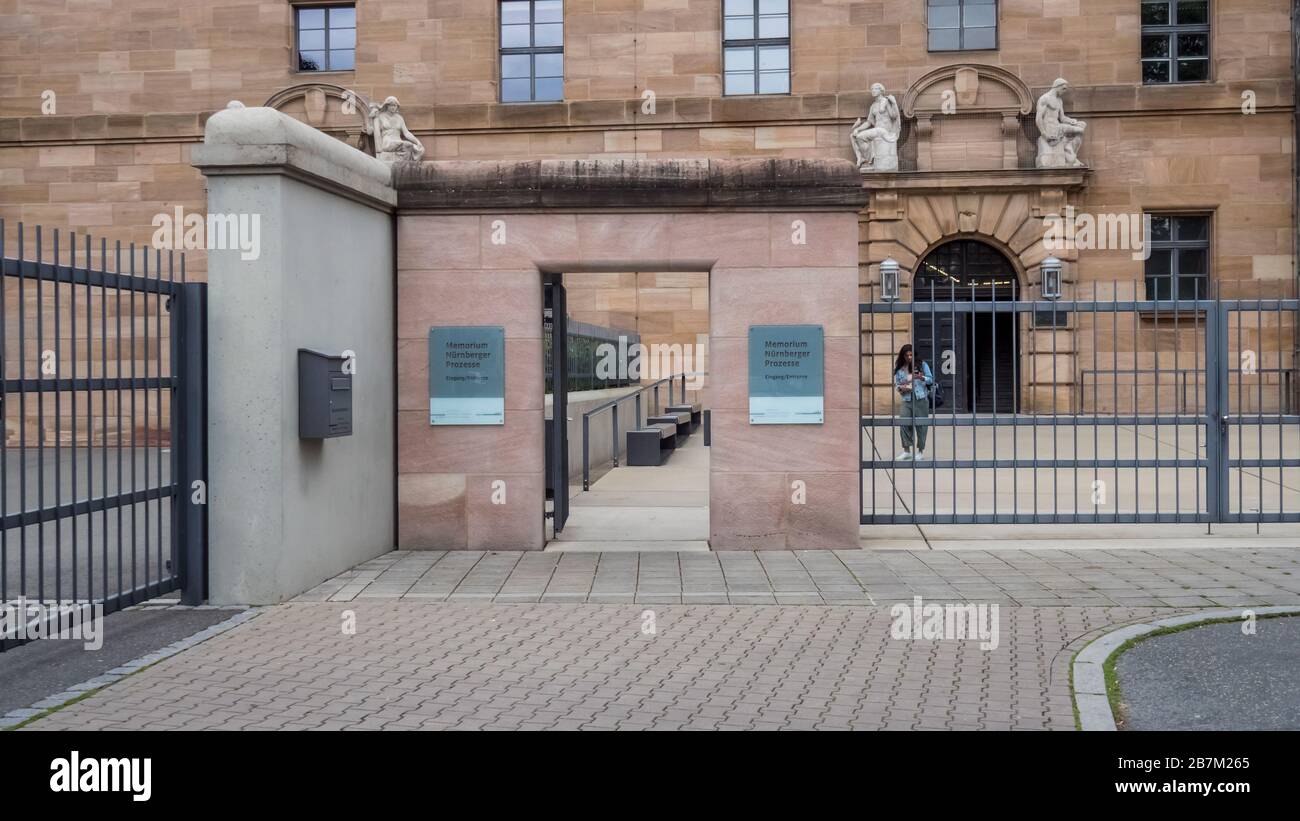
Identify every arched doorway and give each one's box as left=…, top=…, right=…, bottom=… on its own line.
left=913, top=239, right=1020, bottom=413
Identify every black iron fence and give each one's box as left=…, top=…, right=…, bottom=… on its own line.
left=544, top=319, right=640, bottom=393
left=861, top=279, right=1299, bottom=525
left=1, top=221, right=208, bottom=651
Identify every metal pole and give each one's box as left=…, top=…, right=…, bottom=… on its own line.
left=582, top=414, right=590, bottom=491
left=612, top=404, right=619, bottom=467
left=177, top=282, right=208, bottom=605
left=1206, top=296, right=1230, bottom=522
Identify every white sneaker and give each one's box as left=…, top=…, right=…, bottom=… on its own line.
left=915, top=451, right=929, bottom=461
left=896, top=450, right=913, bottom=461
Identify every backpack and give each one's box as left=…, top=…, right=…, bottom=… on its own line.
left=925, top=362, right=945, bottom=409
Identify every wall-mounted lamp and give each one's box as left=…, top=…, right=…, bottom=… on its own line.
left=1040, top=257, right=1063, bottom=300
left=880, top=257, right=901, bottom=302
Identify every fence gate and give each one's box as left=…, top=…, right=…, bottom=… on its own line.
left=860, top=281, right=1299, bottom=525
left=2, top=221, right=208, bottom=651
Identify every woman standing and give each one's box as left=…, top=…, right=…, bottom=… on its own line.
left=894, top=344, right=934, bottom=461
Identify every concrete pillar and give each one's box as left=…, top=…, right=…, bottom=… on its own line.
left=192, top=106, right=397, bottom=603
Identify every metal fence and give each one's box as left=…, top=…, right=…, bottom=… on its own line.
left=860, top=279, right=1299, bottom=525
left=1, top=221, right=208, bottom=650
left=544, top=318, right=641, bottom=393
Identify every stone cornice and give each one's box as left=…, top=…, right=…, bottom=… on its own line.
left=864, top=167, right=1092, bottom=193
left=393, top=158, right=870, bottom=212
left=2, top=80, right=1293, bottom=146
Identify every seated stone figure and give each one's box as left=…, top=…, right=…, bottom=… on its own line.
left=851, top=83, right=901, bottom=173
left=365, top=96, right=425, bottom=163
left=1035, top=78, right=1086, bottom=168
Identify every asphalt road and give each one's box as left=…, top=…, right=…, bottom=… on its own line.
left=0, top=605, right=233, bottom=716
left=1115, top=616, right=1300, bottom=730
left=2, top=447, right=176, bottom=603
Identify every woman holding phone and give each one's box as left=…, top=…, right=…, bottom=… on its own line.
left=893, top=344, right=934, bottom=461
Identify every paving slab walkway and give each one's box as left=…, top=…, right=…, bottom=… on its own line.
left=22, top=601, right=1162, bottom=731
left=298, top=547, right=1300, bottom=607
left=17, top=547, right=1300, bottom=732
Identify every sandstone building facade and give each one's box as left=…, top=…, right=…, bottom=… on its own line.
left=2, top=0, right=1297, bottom=439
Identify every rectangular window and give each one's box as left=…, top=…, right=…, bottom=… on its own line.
left=1144, top=214, right=1211, bottom=299
left=927, top=0, right=998, bottom=51
left=723, top=0, right=790, bottom=96
left=1141, top=0, right=1210, bottom=83
left=295, top=5, right=356, bottom=72
left=500, top=0, right=564, bottom=102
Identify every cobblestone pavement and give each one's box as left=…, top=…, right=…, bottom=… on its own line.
left=297, top=548, right=1300, bottom=607
left=24, top=602, right=1170, bottom=731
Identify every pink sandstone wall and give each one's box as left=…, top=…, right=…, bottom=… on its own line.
left=396, top=210, right=860, bottom=550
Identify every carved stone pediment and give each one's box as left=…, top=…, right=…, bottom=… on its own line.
left=263, top=82, right=374, bottom=153
left=902, top=64, right=1034, bottom=118
left=898, top=64, right=1037, bottom=172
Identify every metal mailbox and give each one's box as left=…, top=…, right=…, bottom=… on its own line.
left=298, top=349, right=352, bottom=439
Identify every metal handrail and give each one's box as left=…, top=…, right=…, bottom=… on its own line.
left=580, top=372, right=703, bottom=490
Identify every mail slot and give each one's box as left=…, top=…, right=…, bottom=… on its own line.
left=298, top=348, right=352, bottom=439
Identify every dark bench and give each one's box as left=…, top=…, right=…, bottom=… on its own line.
left=627, top=423, right=677, bottom=466
left=647, top=412, right=691, bottom=445
left=665, top=402, right=702, bottom=432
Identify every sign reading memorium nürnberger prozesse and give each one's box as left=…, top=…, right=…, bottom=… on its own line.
left=747, top=324, right=824, bottom=424
left=428, top=326, right=505, bottom=425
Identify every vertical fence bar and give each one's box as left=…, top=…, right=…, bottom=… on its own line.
left=115, top=241, right=125, bottom=597
left=18, top=225, right=26, bottom=601
left=992, top=279, right=999, bottom=521
left=1206, top=292, right=1229, bottom=522
left=929, top=280, right=937, bottom=520
left=969, top=280, right=975, bottom=522
left=1012, top=279, right=1020, bottom=520
left=950, top=278, right=956, bottom=520
left=1257, top=280, right=1264, bottom=523
left=71, top=234, right=79, bottom=603
left=142, top=248, right=150, bottom=595
left=1236, top=285, right=1243, bottom=521
left=130, top=243, right=137, bottom=601
left=156, top=249, right=164, bottom=586
left=1196, top=275, right=1206, bottom=519
left=1045, top=279, right=1055, bottom=519
left=611, top=404, right=619, bottom=468
left=1173, top=280, right=1181, bottom=521
left=36, top=225, right=45, bottom=601
left=1132, top=284, right=1140, bottom=521
left=889, top=285, right=896, bottom=521
left=582, top=413, right=590, bottom=491
left=100, top=236, right=109, bottom=600
left=53, top=230, right=62, bottom=602
left=1282, top=283, right=1291, bottom=519
left=1154, top=277, right=1161, bottom=521
left=1113, top=282, right=1120, bottom=520
left=1092, top=283, right=1099, bottom=518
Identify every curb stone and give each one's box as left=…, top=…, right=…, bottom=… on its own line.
left=1071, top=606, right=1300, bottom=731
left=0, top=607, right=261, bottom=730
